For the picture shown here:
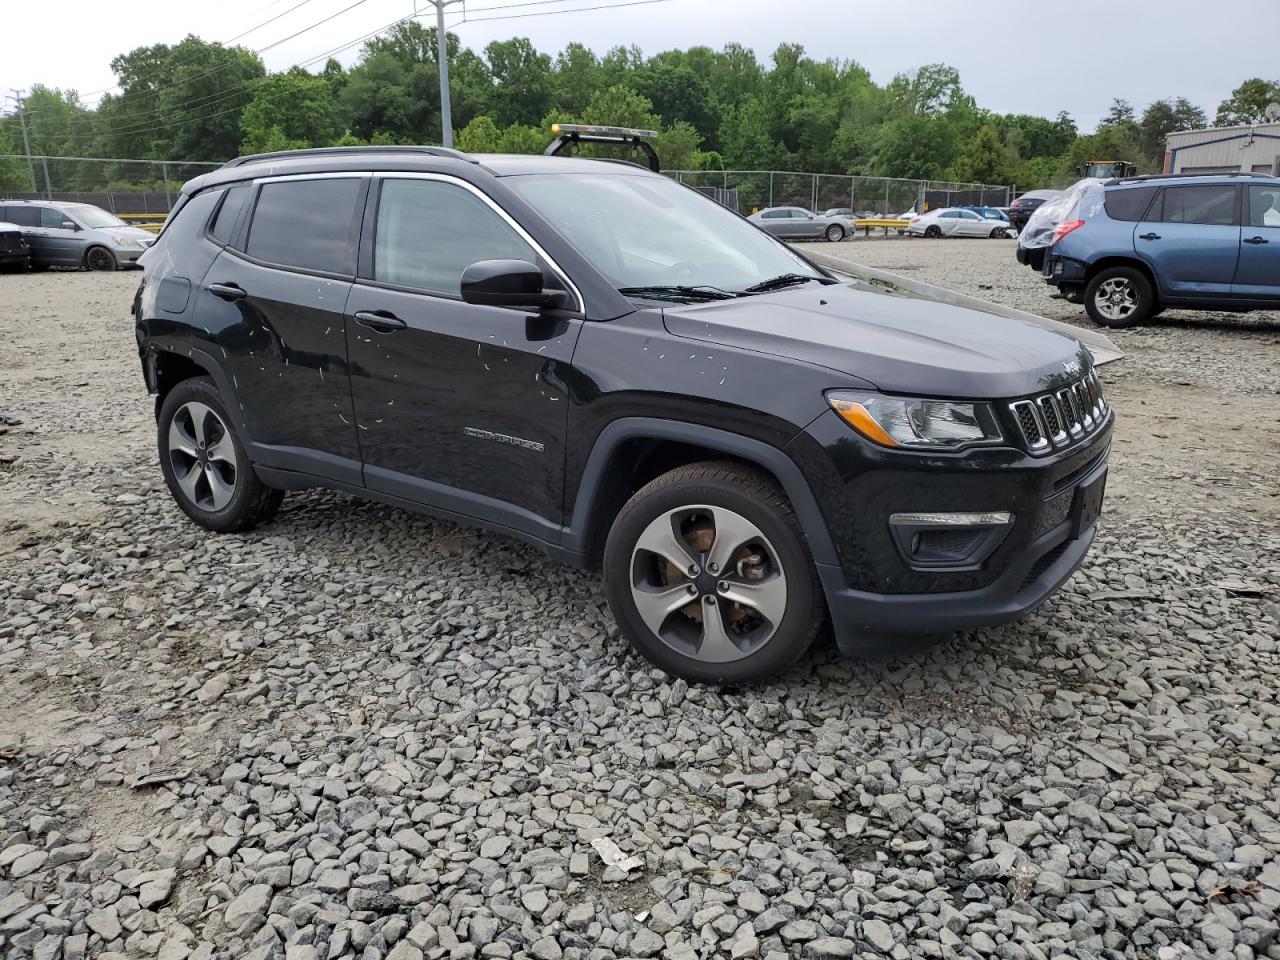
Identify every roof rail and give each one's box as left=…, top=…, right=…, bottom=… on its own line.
left=1107, top=170, right=1277, bottom=185
left=221, top=145, right=478, bottom=169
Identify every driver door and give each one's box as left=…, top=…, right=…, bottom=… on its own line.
left=37, top=206, right=87, bottom=265
left=346, top=174, right=583, bottom=534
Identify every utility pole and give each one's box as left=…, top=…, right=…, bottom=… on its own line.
left=418, top=0, right=462, bottom=147
left=6, top=89, right=37, bottom=192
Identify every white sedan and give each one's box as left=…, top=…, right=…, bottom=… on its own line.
left=907, top=208, right=1014, bottom=239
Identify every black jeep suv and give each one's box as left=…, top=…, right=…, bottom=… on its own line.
left=134, top=146, right=1113, bottom=683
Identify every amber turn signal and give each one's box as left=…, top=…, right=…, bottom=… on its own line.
left=829, top=397, right=899, bottom=448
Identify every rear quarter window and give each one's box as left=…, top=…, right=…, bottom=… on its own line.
left=208, top=184, right=251, bottom=244
left=245, top=177, right=363, bottom=275
left=1104, top=186, right=1159, bottom=222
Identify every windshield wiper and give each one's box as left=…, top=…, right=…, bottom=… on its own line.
left=617, top=285, right=740, bottom=302
left=742, top=273, right=826, bottom=293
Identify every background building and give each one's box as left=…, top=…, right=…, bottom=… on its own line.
left=1164, top=122, right=1280, bottom=175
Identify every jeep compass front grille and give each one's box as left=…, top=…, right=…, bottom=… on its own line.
left=1009, top=371, right=1107, bottom=455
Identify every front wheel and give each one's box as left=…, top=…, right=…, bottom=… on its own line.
left=824, top=224, right=845, bottom=242
left=989, top=227, right=1007, bottom=239
left=924, top=225, right=942, bottom=238
left=1084, top=267, right=1154, bottom=328
left=602, top=462, right=825, bottom=684
left=158, top=377, right=283, bottom=532
left=84, top=246, right=118, bottom=271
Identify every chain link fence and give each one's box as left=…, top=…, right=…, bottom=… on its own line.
left=0, top=156, right=222, bottom=213
left=666, top=170, right=1012, bottom=216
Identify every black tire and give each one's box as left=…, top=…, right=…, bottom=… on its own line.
left=84, top=246, right=118, bottom=271
left=924, top=225, right=942, bottom=238
left=1084, top=266, right=1154, bottom=328
left=157, top=377, right=283, bottom=533
left=824, top=224, right=844, bottom=242
left=989, top=226, right=1006, bottom=239
left=602, top=462, right=825, bottom=684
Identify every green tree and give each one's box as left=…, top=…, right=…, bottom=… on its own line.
left=1101, top=98, right=1136, bottom=126
left=1215, top=78, right=1280, bottom=125
left=952, top=125, right=1016, bottom=184
left=485, top=38, right=553, bottom=126
left=99, top=36, right=265, bottom=161
left=240, top=69, right=339, bottom=154
left=1139, top=97, right=1206, bottom=162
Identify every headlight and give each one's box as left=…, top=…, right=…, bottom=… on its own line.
left=827, top=391, right=1003, bottom=450
left=111, top=234, right=143, bottom=248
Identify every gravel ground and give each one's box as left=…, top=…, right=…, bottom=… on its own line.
left=1, top=248, right=1277, bottom=960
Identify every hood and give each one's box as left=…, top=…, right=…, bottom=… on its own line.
left=661, top=282, right=1094, bottom=399
left=106, top=225, right=156, bottom=241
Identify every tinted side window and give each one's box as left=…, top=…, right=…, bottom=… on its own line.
left=373, top=178, right=537, bottom=296
left=761, top=210, right=784, bottom=219
left=246, top=178, right=362, bottom=274
left=1247, top=185, right=1280, bottom=227
left=1104, top=186, right=1158, bottom=222
left=209, top=184, right=250, bottom=244
left=41, top=207, right=70, bottom=228
left=1159, top=185, right=1236, bottom=226
left=6, top=207, right=39, bottom=227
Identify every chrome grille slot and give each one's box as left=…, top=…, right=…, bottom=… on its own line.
left=1009, top=372, right=1108, bottom=455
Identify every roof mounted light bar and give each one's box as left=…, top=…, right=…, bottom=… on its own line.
left=544, top=123, right=661, bottom=172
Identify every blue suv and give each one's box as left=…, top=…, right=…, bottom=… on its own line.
left=1042, top=173, right=1280, bottom=327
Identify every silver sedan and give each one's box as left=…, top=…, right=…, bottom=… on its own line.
left=907, top=207, right=1013, bottom=239
left=748, top=206, right=848, bottom=242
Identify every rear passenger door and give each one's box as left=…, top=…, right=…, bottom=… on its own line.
left=1234, top=184, right=1280, bottom=302
left=1134, top=184, right=1240, bottom=299
left=194, top=174, right=366, bottom=483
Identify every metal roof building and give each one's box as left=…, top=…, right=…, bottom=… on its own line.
left=1164, top=123, right=1280, bottom=175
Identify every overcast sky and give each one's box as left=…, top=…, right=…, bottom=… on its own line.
left=2, top=0, right=1276, bottom=136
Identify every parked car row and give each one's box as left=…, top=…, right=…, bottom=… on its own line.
left=0, top=199, right=156, bottom=270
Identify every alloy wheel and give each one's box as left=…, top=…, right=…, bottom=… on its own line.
left=1095, top=277, right=1137, bottom=322
left=168, top=401, right=238, bottom=512
left=629, top=504, right=788, bottom=663
left=86, top=247, right=115, bottom=271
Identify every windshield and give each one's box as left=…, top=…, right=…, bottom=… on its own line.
left=506, top=173, right=823, bottom=292
left=65, top=204, right=127, bottom=229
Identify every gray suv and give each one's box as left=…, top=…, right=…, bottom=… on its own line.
left=0, top=200, right=156, bottom=270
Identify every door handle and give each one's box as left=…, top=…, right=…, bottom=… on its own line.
left=1243, top=235, right=1270, bottom=245
left=205, top=282, right=246, bottom=302
left=1138, top=232, right=1161, bottom=241
left=353, top=310, right=407, bottom=332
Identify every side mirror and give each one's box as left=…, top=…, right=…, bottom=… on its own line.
left=60, top=220, right=79, bottom=231
left=461, top=259, right=566, bottom=309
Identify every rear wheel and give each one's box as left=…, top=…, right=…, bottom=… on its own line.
left=84, top=246, right=117, bottom=271
left=824, top=224, right=844, bottom=242
left=1084, top=266, right=1154, bottom=328
left=158, top=377, right=283, bottom=532
left=989, top=226, right=1007, bottom=239
left=603, top=462, right=824, bottom=684
left=924, top=225, right=942, bottom=239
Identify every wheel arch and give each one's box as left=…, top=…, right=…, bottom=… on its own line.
left=147, top=346, right=251, bottom=442
left=82, top=244, right=116, bottom=270
left=565, top=418, right=839, bottom=571
left=1085, top=256, right=1159, bottom=297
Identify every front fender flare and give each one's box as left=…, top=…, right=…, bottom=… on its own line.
left=563, top=417, right=838, bottom=567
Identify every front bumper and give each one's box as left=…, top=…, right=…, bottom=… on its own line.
left=819, top=454, right=1105, bottom=653
left=788, top=408, right=1113, bottom=654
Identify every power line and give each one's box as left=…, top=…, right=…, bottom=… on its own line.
left=27, top=0, right=682, bottom=145
left=72, top=0, right=325, bottom=102
left=59, top=0, right=370, bottom=114
left=458, top=0, right=674, bottom=21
